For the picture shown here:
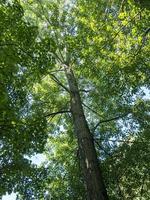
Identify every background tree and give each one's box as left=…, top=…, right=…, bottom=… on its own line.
left=0, top=2, right=48, bottom=198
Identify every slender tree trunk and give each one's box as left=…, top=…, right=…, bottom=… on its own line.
left=65, top=65, right=109, bottom=200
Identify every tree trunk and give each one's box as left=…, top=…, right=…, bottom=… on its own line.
left=65, top=65, right=109, bottom=200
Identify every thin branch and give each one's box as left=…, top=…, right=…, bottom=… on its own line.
left=0, top=39, right=64, bottom=66
left=82, top=102, right=101, bottom=117
left=99, top=10, right=143, bottom=52
left=119, top=0, right=126, bottom=13
left=134, top=27, right=150, bottom=57
left=50, top=49, right=64, bottom=64
left=36, top=0, right=65, bottom=62
left=0, top=110, right=70, bottom=128
left=79, top=89, right=91, bottom=93
left=44, top=110, right=70, bottom=118
left=94, top=138, right=149, bottom=145
left=0, top=42, right=36, bottom=60
left=48, top=68, right=65, bottom=74
left=93, top=113, right=128, bottom=132
left=94, top=139, right=111, bottom=156
left=82, top=103, right=130, bottom=132
left=108, top=139, right=148, bottom=144
left=50, top=74, right=70, bottom=93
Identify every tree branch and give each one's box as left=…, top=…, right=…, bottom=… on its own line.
left=44, top=110, right=70, bottom=118
left=82, top=102, right=101, bottom=117
left=82, top=103, right=130, bottom=132
left=50, top=74, right=70, bottom=93
left=93, top=113, right=128, bottom=132
left=80, top=89, right=91, bottom=93
left=0, top=110, right=70, bottom=128
left=134, top=27, right=150, bottom=57
left=94, top=139, right=111, bottom=156
left=0, top=42, right=36, bottom=60
left=99, top=10, right=143, bottom=52
left=36, top=0, right=65, bottom=62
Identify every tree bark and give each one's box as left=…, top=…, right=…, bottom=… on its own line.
left=65, top=65, right=109, bottom=200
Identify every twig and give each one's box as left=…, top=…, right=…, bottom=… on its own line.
left=44, top=110, right=70, bottom=118
left=50, top=74, right=70, bottom=93
left=94, top=139, right=111, bottom=156
left=82, top=102, right=101, bottom=117
left=93, top=113, right=128, bottom=132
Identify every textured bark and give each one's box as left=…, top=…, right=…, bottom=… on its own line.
left=65, top=66, right=109, bottom=200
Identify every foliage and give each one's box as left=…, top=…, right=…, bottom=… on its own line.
left=0, top=0, right=149, bottom=199
left=0, top=1, right=47, bottom=197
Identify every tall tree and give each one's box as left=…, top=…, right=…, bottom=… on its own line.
left=1, top=0, right=149, bottom=199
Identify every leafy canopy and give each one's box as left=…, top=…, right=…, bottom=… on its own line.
left=0, top=0, right=149, bottom=199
